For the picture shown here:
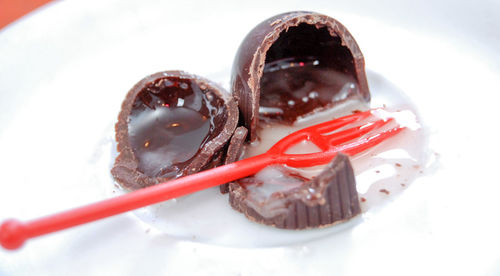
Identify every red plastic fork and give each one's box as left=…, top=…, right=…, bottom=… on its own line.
left=0, top=109, right=405, bottom=250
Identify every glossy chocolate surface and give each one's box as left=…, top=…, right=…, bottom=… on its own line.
left=112, top=71, right=238, bottom=190
left=128, top=77, right=223, bottom=178
left=259, top=57, right=359, bottom=124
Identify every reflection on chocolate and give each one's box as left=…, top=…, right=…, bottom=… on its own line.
left=112, top=71, right=238, bottom=190
left=237, top=166, right=309, bottom=218
left=230, top=11, right=370, bottom=141
left=128, top=77, right=221, bottom=178
left=259, top=57, right=359, bottom=124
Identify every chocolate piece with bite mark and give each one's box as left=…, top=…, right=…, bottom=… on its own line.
left=112, top=71, right=238, bottom=190
left=228, top=153, right=361, bottom=229
left=230, top=11, right=370, bottom=141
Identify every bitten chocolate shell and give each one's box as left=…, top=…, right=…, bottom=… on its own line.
left=228, top=153, right=361, bottom=229
left=112, top=71, right=238, bottom=190
left=230, top=11, right=370, bottom=141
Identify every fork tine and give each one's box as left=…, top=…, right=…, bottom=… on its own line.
left=323, top=118, right=395, bottom=147
left=269, top=109, right=374, bottom=153
left=335, top=126, right=406, bottom=156
left=284, top=126, right=406, bottom=168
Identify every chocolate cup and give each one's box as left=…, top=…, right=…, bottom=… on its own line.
left=228, top=153, right=361, bottom=229
left=112, top=71, right=238, bottom=190
left=230, top=11, right=370, bottom=141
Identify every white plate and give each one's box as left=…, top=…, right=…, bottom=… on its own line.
left=1, top=1, right=500, bottom=275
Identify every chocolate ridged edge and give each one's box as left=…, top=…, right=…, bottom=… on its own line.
left=230, top=11, right=370, bottom=141
left=111, top=70, right=239, bottom=190
left=228, top=153, right=361, bottom=229
left=220, top=126, right=248, bottom=193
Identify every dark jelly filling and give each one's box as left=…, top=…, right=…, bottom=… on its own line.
left=259, top=23, right=360, bottom=124
left=128, top=77, right=225, bottom=178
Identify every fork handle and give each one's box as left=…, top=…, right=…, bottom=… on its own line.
left=0, top=153, right=275, bottom=250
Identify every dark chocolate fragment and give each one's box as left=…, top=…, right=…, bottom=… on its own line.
left=228, top=153, right=361, bottom=229
left=230, top=11, right=370, bottom=141
left=112, top=71, right=238, bottom=190
left=220, top=126, right=248, bottom=193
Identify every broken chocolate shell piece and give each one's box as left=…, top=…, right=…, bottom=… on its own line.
left=230, top=11, right=370, bottom=141
left=220, top=126, right=249, bottom=194
left=228, top=153, right=361, bottom=229
left=112, top=71, right=238, bottom=190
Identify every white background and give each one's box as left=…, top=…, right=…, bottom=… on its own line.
left=1, top=0, right=499, bottom=275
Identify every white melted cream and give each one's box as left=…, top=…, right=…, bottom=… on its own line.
left=246, top=100, right=368, bottom=159
left=240, top=99, right=426, bottom=214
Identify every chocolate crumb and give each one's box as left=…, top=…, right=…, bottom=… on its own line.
left=395, top=163, right=402, bottom=167
left=400, top=183, right=406, bottom=187
left=352, top=110, right=362, bottom=114
left=379, top=189, right=390, bottom=195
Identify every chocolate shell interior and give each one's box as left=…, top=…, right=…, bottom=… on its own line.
left=231, top=11, right=370, bottom=141
left=112, top=71, right=238, bottom=190
left=260, top=24, right=359, bottom=123
left=128, top=77, right=223, bottom=178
